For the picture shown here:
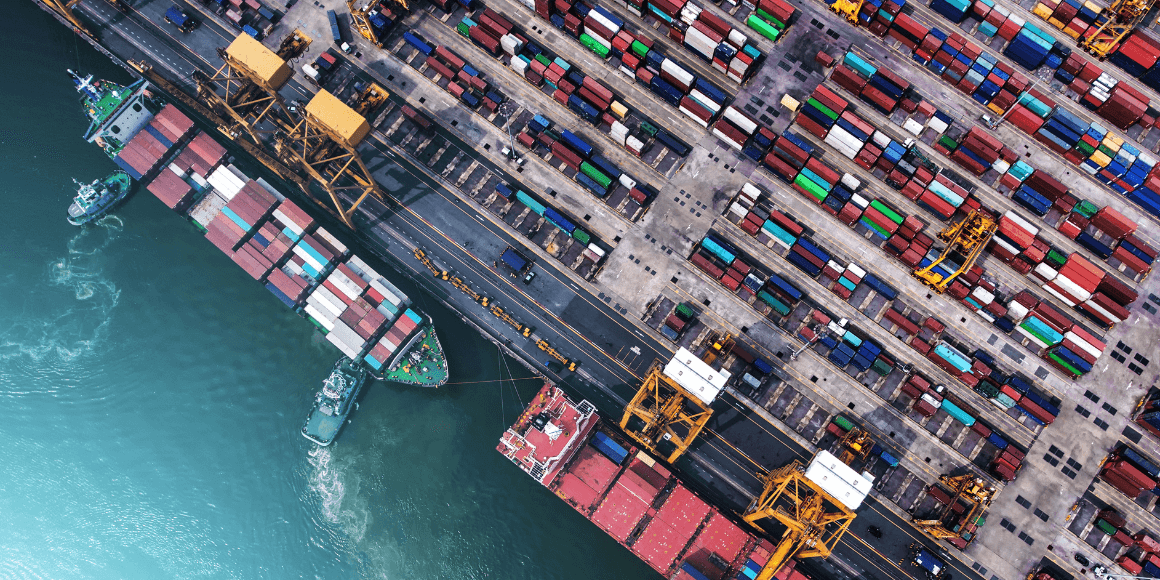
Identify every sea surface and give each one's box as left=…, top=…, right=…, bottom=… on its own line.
left=0, top=5, right=655, bottom=578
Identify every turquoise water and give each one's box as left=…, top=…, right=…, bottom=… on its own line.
left=0, top=5, right=655, bottom=578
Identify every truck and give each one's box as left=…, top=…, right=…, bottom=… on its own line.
left=401, top=105, right=433, bottom=132
left=500, top=247, right=530, bottom=273
left=164, top=5, right=198, bottom=32
left=327, top=10, right=345, bottom=45
left=910, top=546, right=949, bottom=580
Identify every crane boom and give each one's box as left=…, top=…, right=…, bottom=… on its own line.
left=1078, top=0, right=1157, bottom=58
left=912, top=210, right=997, bottom=294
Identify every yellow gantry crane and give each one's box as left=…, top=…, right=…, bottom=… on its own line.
left=192, top=32, right=386, bottom=229
left=912, top=474, right=995, bottom=545
left=828, top=0, right=866, bottom=24
left=40, top=0, right=89, bottom=35
left=912, top=210, right=997, bottom=294
left=1079, top=0, right=1157, bottom=58
left=620, top=364, right=713, bottom=464
left=836, top=427, right=874, bottom=466
left=742, top=459, right=857, bottom=580
left=348, top=0, right=409, bottom=48
left=699, top=332, right=734, bottom=366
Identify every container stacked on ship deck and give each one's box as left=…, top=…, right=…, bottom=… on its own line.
left=113, top=104, right=195, bottom=181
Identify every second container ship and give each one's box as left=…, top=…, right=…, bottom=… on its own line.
left=70, top=72, right=450, bottom=391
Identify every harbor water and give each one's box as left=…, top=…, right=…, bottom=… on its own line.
left=0, top=4, right=654, bottom=578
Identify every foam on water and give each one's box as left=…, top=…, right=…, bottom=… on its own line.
left=0, top=217, right=121, bottom=365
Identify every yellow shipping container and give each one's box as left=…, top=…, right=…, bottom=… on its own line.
left=610, top=101, right=628, bottom=119
left=1083, top=0, right=1104, bottom=12
left=1062, top=26, right=1082, bottom=39
left=987, top=102, right=1006, bottom=115
left=781, top=94, right=801, bottom=111
left=305, top=90, right=371, bottom=147
left=1048, top=17, right=1066, bottom=29
left=225, top=34, right=292, bottom=89
left=1032, top=3, right=1055, bottom=19
left=1103, top=134, right=1124, bottom=149
left=1089, top=151, right=1112, bottom=167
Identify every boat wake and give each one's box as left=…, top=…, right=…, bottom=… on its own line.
left=307, top=445, right=372, bottom=544
left=0, top=219, right=121, bottom=364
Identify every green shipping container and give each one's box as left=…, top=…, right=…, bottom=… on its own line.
left=580, top=161, right=613, bottom=188
left=758, top=290, right=790, bottom=315
left=517, top=190, right=546, bottom=215
left=754, top=8, right=785, bottom=28
left=995, top=393, right=1016, bottom=408
left=535, top=54, right=551, bottom=67
left=1076, top=141, right=1096, bottom=156
left=794, top=173, right=828, bottom=202
left=747, top=15, right=781, bottom=41
left=871, top=358, right=893, bottom=375
left=580, top=34, right=610, bottom=58
left=1095, top=519, right=1116, bottom=535
left=640, top=121, right=659, bottom=136
left=456, top=22, right=471, bottom=36
left=869, top=200, right=904, bottom=224
left=1049, top=353, right=1083, bottom=377
left=938, top=135, right=958, bottom=150
left=1074, top=200, right=1099, bottom=218
left=572, top=229, right=591, bottom=244
left=631, top=40, right=649, bottom=58
left=1045, top=249, right=1068, bottom=267
left=860, top=216, right=892, bottom=238
left=675, top=303, right=696, bottom=319
left=833, top=416, right=855, bottom=431
left=976, top=382, right=1000, bottom=398
left=806, top=97, right=839, bottom=120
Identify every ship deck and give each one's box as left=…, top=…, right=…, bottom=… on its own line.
left=302, top=408, right=343, bottom=445
left=375, top=324, right=448, bottom=386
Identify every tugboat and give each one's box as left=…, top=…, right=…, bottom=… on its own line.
left=67, top=171, right=132, bottom=226
left=302, top=358, right=368, bottom=446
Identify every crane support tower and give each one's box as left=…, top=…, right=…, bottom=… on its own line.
left=912, top=474, right=995, bottom=548
left=1079, top=0, right=1158, bottom=59
left=742, top=452, right=862, bottom=580
left=828, top=0, right=865, bottom=24
left=620, top=362, right=714, bottom=464
left=912, top=210, right=997, bottom=294
left=348, top=0, right=408, bottom=47
left=194, top=32, right=385, bottom=229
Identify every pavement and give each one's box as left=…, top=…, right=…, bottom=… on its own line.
left=49, top=0, right=1160, bottom=578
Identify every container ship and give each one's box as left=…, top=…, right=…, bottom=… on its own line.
left=70, top=72, right=448, bottom=388
left=498, top=384, right=817, bottom=580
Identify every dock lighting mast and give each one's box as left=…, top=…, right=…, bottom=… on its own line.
left=790, top=325, right=825, bottom=361
left=742, top=452, right=861, bottom=580
left=620, top=348, right=722, bottom=463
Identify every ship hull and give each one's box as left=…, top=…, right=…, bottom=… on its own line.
left=68, top=171, right=132, bottom=226
left=302, top=359, right=368, bottom=446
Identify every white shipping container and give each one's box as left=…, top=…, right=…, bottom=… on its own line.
left=712, top=128, right=744, bottom=151
left=689, top=89, right=722, bottom=113
left=920, top=393, right=943, bottom=408
left=976, top=310, right=995, bottom=323
left=825, top=129, right=860, bottom=159
left=1003, top=210, right=1041, bottom=236
left=971, top=286, right=994, bottom=303
left=370, top=279, right=404, bottom=307
left=847, top=263, right=866, bottom=278
left=345, top=256, right=377, bottom=283
left=827, top=260, right=845, bottom=273
left=871, top=131, right=891, bottom=148
left=272, top=210, right=303, bottom=236
left=588, top=31, right=612, bottom=48
left=840, top=174, right=861, bottom=190
left=1042, top=284, right=1078, bottom=307
left=292, top=243, right=326, bottom=274
left=304, top=304, right=336, bottom=331
left=851, top=193, right=869, bottom=208
left=1081, top=163, right=1099, bottom=175
left=684, top=26, right=716, bottom=52
left=729, top=202, right=748, bottom=219
left=168, top=162, right=186, bottom=177
left=1009, top=15, right=1025, bottom=26
left=661, top=59, right=696, bottom=88
left=903, top=118, right=925, bottom=136
left=1053, top=275, right=1093, bottom=302
left=1064, top=331, right=1103, bottom=358
left=327, top=271, right=363, bottom=301
left=326, top=329, right=364, bottom=360
left=741, top=182, right=762, bottom=198
left=1007, top=300, right=1030, bottom=322
left=992, top=159, right=1010, bottom=174
left=991, top=236, right=1020, bottom=256
left=501, top=34, right=524, bottom=55
left=315, top=227, right=348, bottom=256
left=255, top=177, right=285, bottom=200
left=626, top=136, right=645, bottom=152
left=804, top=451, right=872, bottom=511
left=1033, top=262, right=1058, bottom=282
left=928, top=117, right=949, bottom=134
left=994, top=5, right=1009, bottom=16
left=307, top=289, right=344, bottom=319
left=723, top=106, right=758, bottom=135
left=588, top=10, right=621, bottom=34
left=618, top=174, right=637, bottom=189
left=189, top=190, right=229, bottom=228
left=681, top=105, right=711, bottom=127
left=728, top=29, right=748, bottom=47
left=587, top=243, right=606, bottom=257
left=1139, top=152, right=1157, bottom=166
left=511, top=56, right=528, bottom=74
left=1082, top=298, right=1121, bottom=322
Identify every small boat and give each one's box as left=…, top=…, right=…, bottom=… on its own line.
left=301, top=358, right=368, bottom=446
left=68, top=171, right=132, bottom=226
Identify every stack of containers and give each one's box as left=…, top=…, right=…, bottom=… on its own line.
left=787, top=237, right=830, bottom=277
left=860, top=199, right=904, bottom=239
left=365, top=309, right=424, bottom=370
left=930, top=342, right=972, bottom=377
left=950, top=127, right=1000, bottom=176
left=146, top=168, right=196, bottom=212
left=223, top=181, right=281, bottom=280
left=746, top=0, right=793, bottom=43
left=830, top=262, right=865, bottom=300
left=203, top=166, right=250, bottom=253
left=1101, top=447, right=1160, bottom=500
left=711, top=106, right=756, bottom=151
left=990, top=438, right=1024, bottom=481
left=292, top=227, right=348, bottom=281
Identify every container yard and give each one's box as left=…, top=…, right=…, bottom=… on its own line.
left=41, top=0, right=1160, bottom=576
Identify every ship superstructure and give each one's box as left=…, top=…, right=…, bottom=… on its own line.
left=70, top=69, right=160, bottom=157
